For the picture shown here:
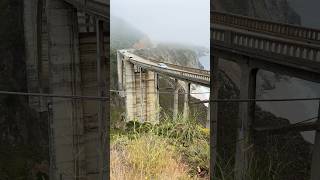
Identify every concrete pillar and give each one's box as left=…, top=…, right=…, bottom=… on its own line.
left=310, top=101, right=320, bottom=180
left=117, top=51, right=123, bottom=92
left=23, top=0, right=41, bottom=110
left=146, top=70, right=159, bottom=123
left=234, top=63, right=257, bottom=180
left=96, top=20, right=108, bottom=180
left=139, top=67, right=144, bottom=122
left=124, top=60, right=136, bottom=121
left=183, top=82, right=191, bottom=120
left=47, top=0, right=84, bottom=179
left=210, top=56, right=220, bottom=176
left=206, top=104, right=210, bottom=128
left=173, top=79, right=179, bottom=120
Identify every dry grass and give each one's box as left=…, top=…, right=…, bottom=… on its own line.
left=110, top=134, right=193, bottom=180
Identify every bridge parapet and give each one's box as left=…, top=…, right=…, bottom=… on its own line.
left=143, top=57, right=210, bottom=76
left=212, top=27, right=320, bottom=66
left=212, top=11, right=320, bottom=43
left=119, top=50, right=210, bottom=87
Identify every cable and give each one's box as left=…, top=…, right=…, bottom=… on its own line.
left=191, top=97, right=320, bottom=104
left=0, top=91, right=107, bottom=100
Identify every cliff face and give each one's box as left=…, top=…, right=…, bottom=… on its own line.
left=134, top=44, right=204, bottom=69
left=213, top=0, right=300, bottom=24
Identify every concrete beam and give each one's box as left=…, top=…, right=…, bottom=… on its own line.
left=234, top=64, right=258, bottom=180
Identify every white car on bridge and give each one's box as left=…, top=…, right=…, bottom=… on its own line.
left=157, top=63, right=168, bottom=69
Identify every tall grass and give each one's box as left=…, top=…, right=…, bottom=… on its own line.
left=111, top=114, right=210, bottom=179
left=111, top=134, right=192, bottom=180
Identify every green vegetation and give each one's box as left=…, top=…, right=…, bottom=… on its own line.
left=111, top=115, right=210, bottom=179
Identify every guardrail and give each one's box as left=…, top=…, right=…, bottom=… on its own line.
left=212, top=11, right=320, bottom=43
left=212, top=27, right=320, bottom=62
left=145, top=57, right=210, bottom=76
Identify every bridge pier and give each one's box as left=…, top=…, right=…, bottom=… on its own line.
left=235, top=63, right=257, bottom=180
left=210, top=56, right=220, bottom=177
left=47, top=0, right=85, bottom=179
left=311, top=101, right=320, bottom=180
left=122, top=57, right=159, bottom=123
left=183, top=82, right=191, bottom=120
left=173, top=79, right=179, bottom=120
left=124, top=58, right=136, bottom=121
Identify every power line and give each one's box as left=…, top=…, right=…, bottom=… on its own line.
left=191, top=97, right=320, bottom=104
left=2, top=90, right=320, bottom=104
left=0, top=91, right=107, bottom=100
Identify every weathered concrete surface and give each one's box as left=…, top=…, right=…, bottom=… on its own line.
left=183, top=82, right=191, bottom=120
left=79, top=32, right=108, bottom=179
left=173, top=79, right=179, bottom=120
left=24, top=0, right=41, bottom=111
left=234, top=64, right=257, bottom=180
left=121, top=56, right=159, bottom=122
left=47, top=0, right=85, bottom=179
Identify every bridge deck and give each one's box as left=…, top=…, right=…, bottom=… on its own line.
left=119, top=50, right=210, bottom=87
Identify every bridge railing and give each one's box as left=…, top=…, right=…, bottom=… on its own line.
left=128, top=59, right=210, bottom=86
left=139, top=56, right=210, bottom=76
left=212, top=27, right=320, bottom=63
left=212, top=11, right=320, bottom=43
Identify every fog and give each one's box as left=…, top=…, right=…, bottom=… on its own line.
left=111, top=0, right=210, bottom=48
left=288, top=0, right=320, bottom=28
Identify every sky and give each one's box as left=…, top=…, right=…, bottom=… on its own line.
left=288, top=0, right=320, bottom=29
left=111, top=0, right=210, bottom=48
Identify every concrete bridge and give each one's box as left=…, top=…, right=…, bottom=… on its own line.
left=117, top=49, right=210, bottom=123
left=22, top=1, right=320, bottom=179
left=24, top=0, right=108, bottom=179
left=211, top=11, right=320, bottom=180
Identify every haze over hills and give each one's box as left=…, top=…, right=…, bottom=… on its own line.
left=288, top=0, right=320, bottom=29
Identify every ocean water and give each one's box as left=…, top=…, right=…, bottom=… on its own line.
left=190, top=55, right=210, bottom=107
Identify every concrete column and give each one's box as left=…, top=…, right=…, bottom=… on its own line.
left=146, top=71, right=159, bottom=123
left=183, top=82, right=191, bottom=120
left=96, top=20, right=108, bottom=180
left=23, top=0, right=41, bottom=111
left=156, top=73, right=160, bottom=121
left=117, top=51, right=123, bottom=91
left=47, top=0, right=84, bottom=179
left=311, top=101, right=320, bottom=180
left=235, top=63, right=257, bottom=180
left=210, top=56, right=220, bottom=176
left=173, top=79, right=179, bottom=120
left=206, top=104, right=210, bottom=128
left=124, top=60, right=136, bottom=121
left=139, top=67, right=144, bottom=122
